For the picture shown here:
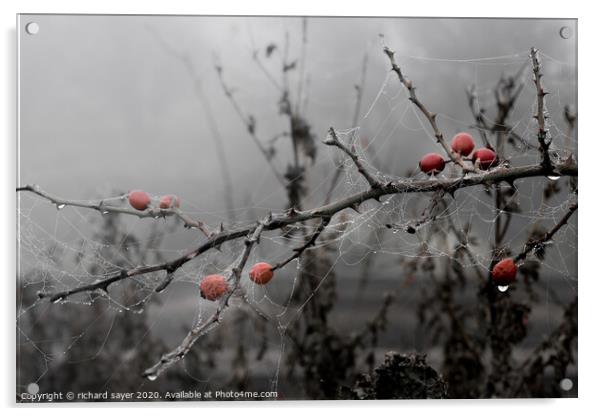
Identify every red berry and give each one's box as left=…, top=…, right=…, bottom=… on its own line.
left=451, top=132, right=475, bottom=156
left=492, top=258, right=517, bottom=286
left=472, top=148, right=497, bottom=170
left=128, top=190, right=151, bottom=211
left=159, top=195, right=181, bottom=209
left=199, top=274, right=229, bottom=301
left=419, top=153, right=446, bottom=175
left=249, top=262, right=274, bottom=285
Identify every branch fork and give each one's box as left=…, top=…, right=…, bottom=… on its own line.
left=324, top=127, right=383, bottom=190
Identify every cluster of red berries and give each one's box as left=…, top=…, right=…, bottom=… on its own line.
left=199, top=262, right=275, bottom=301
left=127, top=190, right=181, bottom=211
left=419, top=132, right=497, bottom=175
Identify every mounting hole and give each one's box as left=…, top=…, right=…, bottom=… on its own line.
left=559, top=26, right=572, bottom=40
left=559, top=378, right=573, bottom=391
left=26, top=383, right=39, bottom=394
left=25, top=22, right=39, bottom=35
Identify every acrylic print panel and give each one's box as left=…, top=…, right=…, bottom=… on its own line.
left=16, top=14, right=577, bottom=402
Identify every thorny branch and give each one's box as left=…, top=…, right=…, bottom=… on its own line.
left=515, top=202, right=577, bottom=262
left=324, top=127, right=383, bottom=190
left=530, top=47, right=553, bottom=171
left=142, top=219, right=268, bottom=379
left=466, top=62, right=535, bottom=153
left=383, top=45, right=474, bottom=173
left=25, top=158, right=577, bottom=303
left=324, top=52, right=369, bottom=205
left=271, top=216, right=332, bottom=271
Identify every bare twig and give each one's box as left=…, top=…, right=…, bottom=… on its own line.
left=352, top=53, right=369, bottom=128
left=467, top=62, right=536, bottom=154
left=17, top=185, right=212, bottom=237
left=214, top=63, right=287, bottom=187
left=515, top=202, right=577, bottom=262
left=148, top=29, right=236, bottom=220
left=252, top=50, right=283, bottom=92
left=529, top=47, right=553, bottom=171
left=466, top=85, right=493, bottom=149
left=142, top=219, right=268, bottom=379
left=386, top=190, right=446, bottom=234
left=272, top=216, right=332, bottom=271
left=324, top=127, right=383, bottom=190
left=324, top=52, right=369, bottom=205
left=295, top=18, right=308, bottom=114
left=383, top=45, right=474, bottom=173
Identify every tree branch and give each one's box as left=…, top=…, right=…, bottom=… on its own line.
left=16, top=185, right=211, bottom=237
left=529, top=47, right=553, bottom=171
left=466, top=84, right=493, bottom=149
left=324, top=127, right=383, bottom=190
left=383, top=45, right=474, bottom=173
left=515, top=202, right=577, bottom=262
left=324, top=53, right=369, bottom=205
left=31, top=159, right=577, bottom=302
left=142, top=219, right=268, bottom=379
left=271, top=216, right=332, bottom=271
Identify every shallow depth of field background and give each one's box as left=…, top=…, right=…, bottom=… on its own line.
left=17, top=15, right=577, bottom=399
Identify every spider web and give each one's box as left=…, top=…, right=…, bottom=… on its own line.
left=16, top=18, right=577, bottom=400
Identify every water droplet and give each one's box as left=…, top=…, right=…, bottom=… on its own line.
left=559, top=378, right=573, bottom=391
left=497, top=285, right=509, bottom=293
left=56, top=203, right=65, bottom=210
left=147, top=374, right=157, bottom=381
left=546, top=175, right=561, bottom=181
